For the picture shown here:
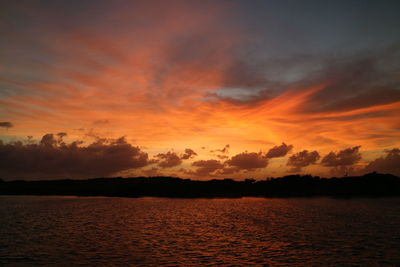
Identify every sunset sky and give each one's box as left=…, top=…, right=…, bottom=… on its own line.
left=1, top=0, right=400, bottom=180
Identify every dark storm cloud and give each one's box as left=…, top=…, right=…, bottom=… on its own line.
left=314, top=87, right=400, bottom=113
left=212, top=46, right=400, bottom=117
left=190, top=159, right=225, bottom=176
left=221, top=59, right=272, bottom=89
left=363, top=148, right=400, bottom=176
left=225, top=152, right=268, bottom=170
left=287, top=150, right=320, bottom=172
left=266, top=142, right=293, bottom=158
left=181, top=148, right=197, bottom=160
left=154, top=151, right=182, bottom=168
left=321, top=146, right=362, bottom=167
left=0, top=134, right=149, bottom=179
left=302, top=48, right=400, bottom=113
left=206, top=54, right=321, bottom=105
left=213, top=54, right=325, bottom=106
left=0, top=122, right=13, bottom=128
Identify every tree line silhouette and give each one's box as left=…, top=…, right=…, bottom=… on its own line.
left=0, top=172, right=399, bottom=198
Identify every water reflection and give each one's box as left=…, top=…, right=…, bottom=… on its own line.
left=0, top=197, right=399, bottom=266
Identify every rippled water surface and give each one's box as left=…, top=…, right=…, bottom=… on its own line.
left=1, top=196, right=399, bottom=266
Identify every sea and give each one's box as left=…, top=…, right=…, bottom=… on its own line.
left=1, top=196, right=399, bottom=266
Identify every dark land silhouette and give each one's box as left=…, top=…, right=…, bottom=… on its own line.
left=0, top=172, right=399, bottom=198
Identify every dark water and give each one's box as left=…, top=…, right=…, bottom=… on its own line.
left=1, top=196, right=399, bottom=266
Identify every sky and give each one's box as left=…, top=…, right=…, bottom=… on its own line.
left=1, top=0, right=400, bottom=180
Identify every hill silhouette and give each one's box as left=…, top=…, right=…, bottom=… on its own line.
left=1, top=172, right=399, bottom=198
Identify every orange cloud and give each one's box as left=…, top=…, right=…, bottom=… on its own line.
left=1, top=1, right=400, bottom=179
